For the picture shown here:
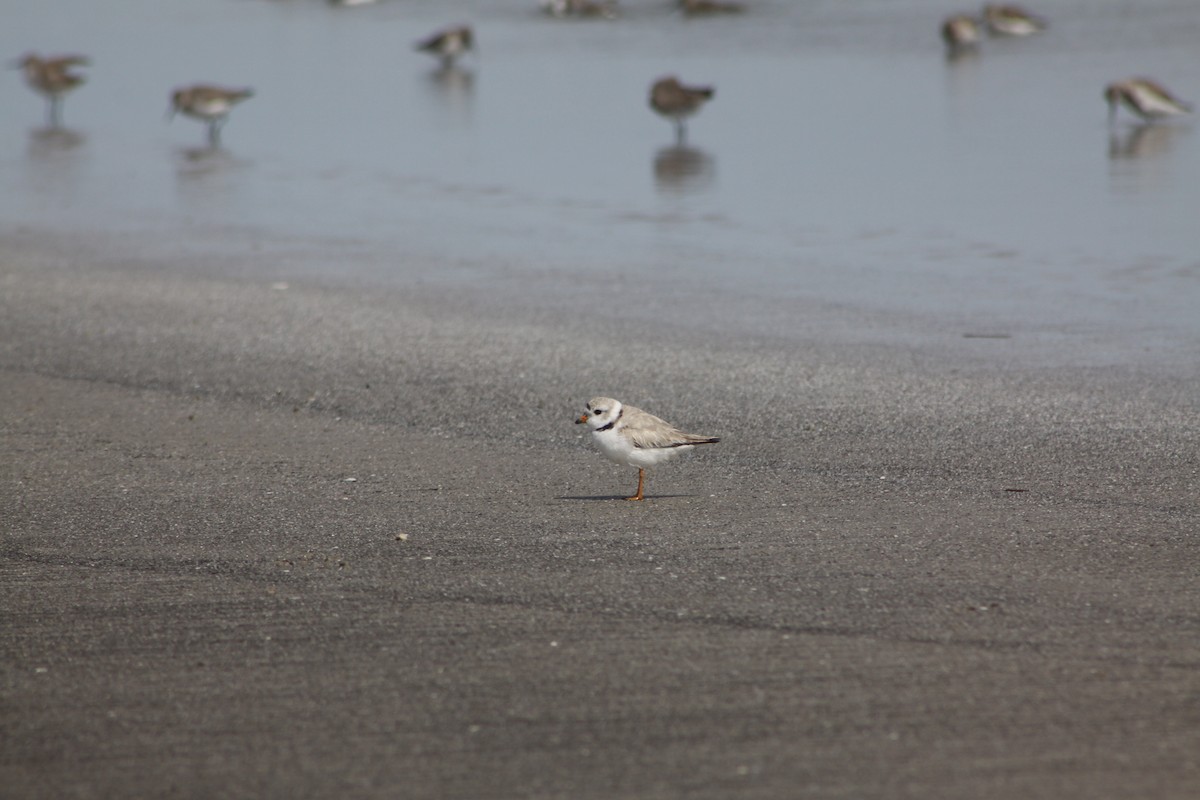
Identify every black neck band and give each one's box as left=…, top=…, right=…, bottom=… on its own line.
left=596, top=408, right=622, bottom=432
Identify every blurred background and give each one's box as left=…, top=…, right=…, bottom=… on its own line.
left=4, top=0, right=1199, bottom=356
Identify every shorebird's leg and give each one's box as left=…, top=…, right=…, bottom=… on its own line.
left=48, top=96, right=62, bottom=129
left=207, top=118, right=223, bottom=147
left=674, top=119, right=687, bottom=146
left=625, top=468, right=646, bottom=501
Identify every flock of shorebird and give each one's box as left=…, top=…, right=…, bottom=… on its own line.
left=10, top=1, right=729, bottom=148
left=12, top=1, right=1191, bottom=149
left=14, top=52, right=258, bottom=146
left=942, top=4, right=1192, bottom=124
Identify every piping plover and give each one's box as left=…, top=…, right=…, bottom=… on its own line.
left=169, top=85, right=254, bottom=147
left=649, top=76, right=714, bottom=145
left=416, top=25, right=474, bottom=67
left=982, top=4, right=1046, bottom=37
left=15, top=53, right=89, bottom=128
left=1105, top=78, right=1192, bottom=124
left=941, top=15, right=982, bottom=52
left=575, top=397, right=719, bottom=501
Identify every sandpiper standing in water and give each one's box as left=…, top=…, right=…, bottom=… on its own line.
left=941, top=15, right=983, bottom=53
left=14, top=53, right=89, bottom=128
left=1105, top=78, right=1192, bottom=124
left=416, top=25, right=474, bottom=67
left=169, top=85, right=254, bottom=147
left=649, top=75, right=715, bottom=145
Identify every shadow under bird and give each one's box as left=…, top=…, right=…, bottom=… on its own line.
left=941, top=14, right=982, bottom=52
left=649, top=75, right=714, bottom=145
left=416, top=25, right=474, bottom=67
left=576, top=397, right=720, bottom=501
left=14, top=53, right=89, bottom=127
left=982, top=4, right=1046, bottom=36
left=168, top=85, right=253, bottom=146
left=1105, top=78, right=1192, bottom=124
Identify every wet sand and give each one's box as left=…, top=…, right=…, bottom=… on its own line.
left=2, top=237, right=1198, bottom=798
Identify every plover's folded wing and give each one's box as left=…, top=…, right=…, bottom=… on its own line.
left=620, top=405, right=719, bottom=449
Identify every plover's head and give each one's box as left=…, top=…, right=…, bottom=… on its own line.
left=576, top=396, right=621, bottom=429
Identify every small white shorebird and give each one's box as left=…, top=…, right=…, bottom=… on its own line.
left=415, top=25, right=474, bottom=67
left=649, top=75, right=715, bottom=145
left=982, top=4, right=1046, bottom=37
left=169, top=84, right=254, bottom=146
left=1105, top=78, right=1192, bottom=124
left=576, top=397, right=720, bottom=501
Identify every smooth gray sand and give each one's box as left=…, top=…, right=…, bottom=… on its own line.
left=2, top=240, right=1198, bottom=799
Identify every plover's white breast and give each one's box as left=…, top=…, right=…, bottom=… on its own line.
left=592, top=429, right=691, bottom=469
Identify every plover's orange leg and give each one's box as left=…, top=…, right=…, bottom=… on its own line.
left=625, top=468, right=646, bottom=501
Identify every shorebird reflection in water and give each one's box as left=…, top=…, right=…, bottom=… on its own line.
left=169, top=85, right=254, bottom=147
left=653, top=145, right=715, bottom=194
left=1108, top=123, right=1182, bottom=161
left=649, top=76, right=714, bottom=145
left=416, top=25, right=474, bottom=68
left=1105, top=78, right=1192, bottom=125
left=14, top=53, right=89, bottom=128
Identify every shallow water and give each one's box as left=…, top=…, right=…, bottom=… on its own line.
left=3, top=0, right=1200, bottom=358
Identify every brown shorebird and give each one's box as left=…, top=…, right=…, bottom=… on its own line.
left=982, top=4, right=1046, bottom=36
left=416, top=25, right=474, bottom=67
left=169, top=85, right=254, bottom=146
left=14, top=53, right=89, bottom=127
left=1105, top=78, right=1192, bottom=124
left=576, top=397, right=720, bottom=501
left=649, top=75, right=714, bottom=144
left=941, top=15, right=983, bottom=53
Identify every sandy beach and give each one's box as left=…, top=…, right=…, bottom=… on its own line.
left=2, top=231, right=1197, bottom=798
